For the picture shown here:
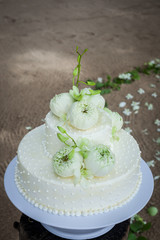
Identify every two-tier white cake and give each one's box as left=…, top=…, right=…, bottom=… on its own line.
left=15, top=48, right=142, bottom=216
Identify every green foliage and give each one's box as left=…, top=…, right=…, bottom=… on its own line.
left=57, top=126, right=67, bottom=134
left=128, top=214, right=151, bottom=240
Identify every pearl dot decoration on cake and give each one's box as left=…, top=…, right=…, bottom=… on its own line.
left=15, top=124, right=142, bottom=216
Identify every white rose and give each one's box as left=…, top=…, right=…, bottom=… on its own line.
left=67, top=101, right=99, bottom=130
left=50, top=93, right=74, bottom=118
left=53, top=147, right=83, bottom=178
left=84, top=145, right=115, bottom=177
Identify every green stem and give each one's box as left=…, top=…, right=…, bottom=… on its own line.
left=76, top=57, right=81, bottom=87
left=65, top=132, right=77, bottom=147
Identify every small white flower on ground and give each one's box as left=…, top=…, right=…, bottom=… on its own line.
left=124, top=121, right=130, bottom=124
left=150, top=84, right=156, bottom=88
left=155, top=156, right=160, bottom=161
left=126, top=93, right=133, bottom=100
left=153, top=137, right=160, bottom=144
left=154, top=176, right=160, bottom=181
left=156, top=75, right=160, bottom=79
left=123, top=108, right=132, bottom=116
left=154, top=119, right=160, bottom=126
left=147, top=160, right=155, bottom=167
left=97, top=77, right=103, bottom=83
left=124, top=127, right=132, bottom=134
left=157, top=128, right=160, bottom=132
left=131, top=101, right=140, bottom=111
left=134, top=110, right=139, bottom=114
left=148, top=60, right=155, bottom=66
left=156, top=150, right=160, bottom=156
left=137, top=88, right=145, bottom=94
left=119, top=73, right=132, bottom=80
left=156, top=63, right=160, bottom=68
left=145, top=102, right=153, bottom=110
left=141, top=129, right=149, bottom=135
left=151, top=92, right=157, bottom=98
left=25, top=126, right=32, bottom=130
left=119, top=102, right=126, bottom=108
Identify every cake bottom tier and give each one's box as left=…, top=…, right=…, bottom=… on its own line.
left=15, top=125, right=142, bottom=216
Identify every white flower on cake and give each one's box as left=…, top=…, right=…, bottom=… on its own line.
left=81, top=92, right=105, bottom=110
left=104, top=108, right=123, bottom=140
left=67, top=101, right=99, bottom=130
left=53, top=146, right=83, bottom=178
left=50, top=93, right=74, bottom=118
left=84, top=145, right=115, bottom=177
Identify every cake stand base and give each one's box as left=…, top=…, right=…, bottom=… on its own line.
left=41, top=223, right=115, bottom=239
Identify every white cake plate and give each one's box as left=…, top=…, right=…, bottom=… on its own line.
left=4, top=157, right=154, bottom=240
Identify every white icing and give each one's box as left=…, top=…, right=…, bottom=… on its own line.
left=15, top=125, right=142, bottom=216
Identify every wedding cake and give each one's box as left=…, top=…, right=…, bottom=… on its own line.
left=15, top=48, right=142, bottom=216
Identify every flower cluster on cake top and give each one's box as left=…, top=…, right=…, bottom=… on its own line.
left=49, top=47, right=123, bottom=182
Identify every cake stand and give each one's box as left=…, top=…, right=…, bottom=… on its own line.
left=4, top=157, right=154, bottom=240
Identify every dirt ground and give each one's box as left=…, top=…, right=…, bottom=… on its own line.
left=0, top=0, right=160, bottom=239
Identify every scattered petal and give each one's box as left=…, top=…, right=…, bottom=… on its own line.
left=147, top=160, right=155, bottom=167
left=134, top=110, right=139, bottom=114
left=153, top=137, right=160, bottom=144
left=97, top=77, right=103, bottom=83
left=155, top=156, right=160, bottom=161
left=119, top=73, right=132, bottom=80
left=141, top=129, right=149, bottom=135
left=150, top=84, right=156, bottom=88
left=131, top=101, right=140, bottom=112
left=124, top=127, right=132, bottom=134
left=151, top=92, right=157, bottom=98
left=145, top=102, right=153, bottom=110
left=137, top=88, right=145, bottom=94
left=148, top=60, right=155, bottom=66
left=124, top=121, right=130, bottom=124
left=154, top=175, right=160, bottom=180
left=119, top=102, right=126, bottom=108
left=157, top=128, right=160, bottom=132
left=25, top=126, right=32, bottom=130
left=123, top=108, right=132, bottom=116
left=126, top=93, right=133, bottom=100
left=155, top=119, right=160, bottom=126
left=155, top=150, right=160, bottom=156
left=155, top=75, right=160, bottom=79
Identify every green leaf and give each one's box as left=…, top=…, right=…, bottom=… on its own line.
left=57, top=126, right=66, bottom=134
left=100, top=89, right=111, bottom=95
left=141, top=222, right=151, bottom=232
left=147, top=206, right=158, bottom=216
left=105, top=101, right=108, bottom=107
left=73, top=67, right=78, bottom=76
left=89, top=89, right=101, bottom=95
left=68, top=149, right=75, bottom=160
left=76, top=46, right=79, bottom=52
left=128, top=232, right=137, bottom=240
left=137, top=236, right=148, bottom=240
left=107, top=75, right=111, bottom=81
left=86, top=80, right=96, bottom=86
left=130, top=221, right=144, bottom=233
left=95, top=82, right=104, bottom=89
left=57, top=133, right=69, bottom=143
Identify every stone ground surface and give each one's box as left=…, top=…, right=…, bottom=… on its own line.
left=0, top=0, right=160, bottom=239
